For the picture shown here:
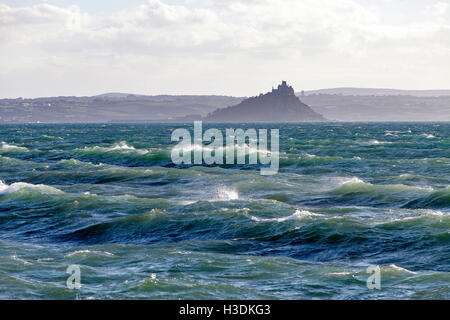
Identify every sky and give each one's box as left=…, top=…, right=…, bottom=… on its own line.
left=0, top=0, right=449, bottom=98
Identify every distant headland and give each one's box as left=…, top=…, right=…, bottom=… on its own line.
left=1, top=83, right=449, bottom=123
left=204, top=81, right=327, bottom=122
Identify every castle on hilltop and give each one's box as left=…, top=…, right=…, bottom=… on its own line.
left=205, top=80, right=327, bottom=122
left=271, top=80, right=295, bottom=95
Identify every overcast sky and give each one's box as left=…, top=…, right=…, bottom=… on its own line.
left=1, top=0, right=449, bottom=97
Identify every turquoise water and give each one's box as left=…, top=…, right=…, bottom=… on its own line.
left=0, top=122, right=448, bottom=299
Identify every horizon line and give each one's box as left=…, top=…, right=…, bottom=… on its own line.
left=3, top=86, right=450, bottom=100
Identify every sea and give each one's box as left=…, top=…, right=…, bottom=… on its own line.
left=0, top=122, right=448, bottom=299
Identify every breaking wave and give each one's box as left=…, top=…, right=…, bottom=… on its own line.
left=71, top=142, right=171, bottom=166
left=0, top=142, right=28, bottom=151
left=0, top=180, right=63, bottom=195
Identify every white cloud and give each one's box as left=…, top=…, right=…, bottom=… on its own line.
left=0, top=0, right=449, bottom=97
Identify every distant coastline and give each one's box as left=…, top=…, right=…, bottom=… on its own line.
left=1, top=87, right=449, bottom=123
left=303, top=88, right=450, bottom=97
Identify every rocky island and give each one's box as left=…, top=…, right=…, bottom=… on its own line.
left=205, top=81, right=327, bottom=122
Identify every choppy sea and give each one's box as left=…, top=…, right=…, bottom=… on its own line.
left=0, top=122, right=448, bottom=299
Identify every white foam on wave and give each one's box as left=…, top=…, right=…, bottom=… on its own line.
left=213, top=186, right=239, bottom=201
left=364, top=139, right=392, bottom=145
left=328, top=271, right=352, bottom=276
left=110, top=141, right=137, bottom=151
left=37, top=257, right=54, bottom=262
left=40, top=135, right=63, bottom=140
left=384, top=129, right=411, bottom=136
left=409, top=185, right=434, bottom=191
left=0, top=141, right=28, bottom=150
left=420, top=133, right=435, bottom=139
left=339, top=177, right=365, bottom=185
left=58, top=158, right=105, bottom=167
left=371, top=209, right=447, bottom=226
left=388, top=264, right=417, bottom=274
left=11, top=253, right=32, bottom=265
left=175, top=186, right=240, bottom=205
left=173, top=144, right=207, bottom=153
left=177, top=200, right=197, bottom=205
left=173, top=143, right=277, bottom=157
left=423, top=209, right=446, bottom=216
left=337, top=177, right=435, bottom=192
left=66, top=250, right=115, bottom=257
left=303, top=153, right=316, bottom=158
left=250, top=209, right=322, bottom=222
left=0, top=180, right=63, bottom=195
left=314, top=176, right=365, bottom=193
left=80, top=141, right=149, bottom=154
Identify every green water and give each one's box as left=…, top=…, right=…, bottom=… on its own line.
left=0, top=122, right=448, bottom=299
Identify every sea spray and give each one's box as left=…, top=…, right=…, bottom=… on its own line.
left=171, top=121, right=279, bottom=175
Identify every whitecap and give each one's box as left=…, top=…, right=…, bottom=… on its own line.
left=66, top=250, right=115, bottom=257
left=0, top=180, right=63, bottom=195
left=11, top=254, right=32, bottom=265
left=212, top=186, right=239, bottom=201
left=173, top=143, right=278, bottom=157
left=364, top=139, right=392, bottom=145
left=0, top=141, right=28, bottom=150
left=250, top=209, right=322, bottom=222
left=178, top=200, right=197, bottom=205
left=37, top=257, right=54, bottom=262
left=302, top=153, right=317, bottom=158
left=388, top=264, right=417, bottom=274
left=78, top=141, right=149, bottom=155
left=338, top=177, right=365, bottom=185
left=110, top=141, right=137, bottom=151
left=328, top=272, right=352, bottom=276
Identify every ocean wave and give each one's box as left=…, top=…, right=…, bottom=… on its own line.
left=212, top=186, right=239, bottom=201
left=331, top=180, right=433, bottom=194
left=10, top=253, right=32, bottom=265
left=66, top=249, right=115, bottom=258
left=316, top=179, right=441, bottom=208
left=173, top=143, right=276, bottom=157
left=58, top=203, right=449, bottom=265
left=404, top=186, right=450, bottom=209
left=384, top=129, right=412, bottom=136
left=0, top=142, right=28, bottom=151
left=337, top=176, right=365, bottom=185
left=248, top=209, right=322, bottom=222
left=1, top=239, right=448, bottom=299
left=384, top=264, right=418, bottom=275
left=56, top=158, right=106, bottom=168
left=395, top=173, right=449, bottom=186
left=372, top=209, right=449, bottom=227
left=40, top=159, right=160, bottom=184
left=71, top=142, right=171, bottom=166
left=359, top=139, right=393, bottom=146
left=38, top=135, right=64, bottom=141
left=420, top=133, right=436, bottom=139
left=0, top=155, right=30, bottom=166
left=0, top=180, right=63, bottom=195
left=75, top=141, right=147, bottom=154
left=280, top=154, right=345, bottom=167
